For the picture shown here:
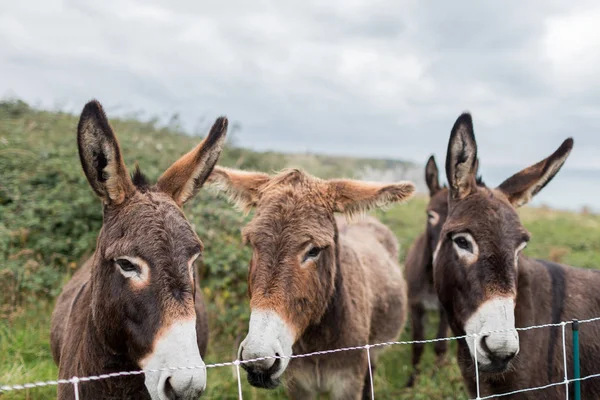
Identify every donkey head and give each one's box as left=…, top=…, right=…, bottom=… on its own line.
left=78, top=100, right=227, bottom=399
left=424, top=155, right=450, bottom=256
left=433, top=113, right=573, bottom=373
left=208, top=167, right=414, bottom=388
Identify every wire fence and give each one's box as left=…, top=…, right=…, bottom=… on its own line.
left=2, top=316, right=600, bottom=399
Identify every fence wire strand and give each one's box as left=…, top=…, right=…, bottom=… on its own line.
left=366, top=344, right=375, bottom=400
left=473, top=333, right=481, bottom=400
left=234, top=359, right=243, bottom=400
left=2, top=316, right=600, bottom=398
left=72, top=377, right=80, bottom=400
left=561, top=322, right=569, bottom=400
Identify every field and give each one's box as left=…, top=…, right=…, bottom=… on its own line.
left=2, top=99, right=600, bottom=399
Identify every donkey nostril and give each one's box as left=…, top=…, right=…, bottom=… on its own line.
left=269, top=353, right=281, bottom=374
left=480, top=335, right=492, bottom=355
left=479, top=335, right=517, bottom=363
left=163, top=377, right=176, bottom=400
left=503, top=351, right=517, bottom=362
left=240, top=347, right=250, bottom=372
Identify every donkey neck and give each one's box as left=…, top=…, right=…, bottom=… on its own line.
left=456, top=256, right=568, bottom=395
left=513, top=255, right=575, bottom=329
left=62, top=259, right=147, bottom=398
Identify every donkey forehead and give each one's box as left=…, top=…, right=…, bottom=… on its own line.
left=445, top=189, right=527, bottom=241
left=244, top=190, right=335, bottom=247
left=428, top=188, right=449, bottom=213
left=103, top=191, right=202, bottom=258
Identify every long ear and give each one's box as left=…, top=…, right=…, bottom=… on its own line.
left=77, top=100, right=135, bottom=205
left=157, top=116, right=228, bottom=206
left=206, top=166, right=271, bottom=213
left=498, top=138, right=574, bottom=207
left=327, top=179, right=415, bottom=216
left=445, top=113, right=478, bottom=200
left=425, top=155, right=441, bottom=196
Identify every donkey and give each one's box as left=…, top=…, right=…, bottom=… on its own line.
left=406, top=156, right=483, bottom=387
left=50, top=100, right=228, bottom=400
left=208, top=167, right=414, bottom=399
left=434, top=112, right=600, bottom=398
left=404, top=155, right=450, bottom=387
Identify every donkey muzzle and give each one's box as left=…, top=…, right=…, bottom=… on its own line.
left=465, top=296, right=519, bottom=372
left=142, top=319, right=207, bottom=399
left=158, top=369, right=206, bottom=400
left=477, top=331, right=519, bottom=372
left=238, top=309, right=295, bottom=388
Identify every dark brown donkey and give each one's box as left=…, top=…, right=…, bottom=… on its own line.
left=435, top=112, right=600, bottom=398
left=208, top=167, right=414, bottom=399
left=405, top=155, right=450, bottom=387
left=406, top=156, right=483, bottom=387
left=50, top=100, right=228, bottom=400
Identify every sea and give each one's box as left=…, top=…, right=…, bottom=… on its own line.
left=479, top=166, right=600, bottom=213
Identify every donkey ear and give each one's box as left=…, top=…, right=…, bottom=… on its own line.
left=445, top=113, right=478, bottom=201
left=425, top=155, right=442, bottom=196
left=327, top=179, right=415, bottom=216
left=206, top=166, right=271, bottom=213
left=157, top=116, right=228, bottom=206
left=77, top=100, right=135, bottom=205
left=498, top=138, right=574, bottom=208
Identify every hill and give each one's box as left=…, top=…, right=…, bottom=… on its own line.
left=1, top=99, right=600, bottom=399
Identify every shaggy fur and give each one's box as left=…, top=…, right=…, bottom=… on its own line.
left=434, top=113, right=600, bottom=398
left=50, top=100, right=227, bottom=399
left=209, top=167, right=415, bottom=399
left=405, top=155, right=485, bottom=386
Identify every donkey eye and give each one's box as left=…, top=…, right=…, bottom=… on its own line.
left=303, top=246, right=323, bottom=263
left=116, top=259, right=138, bottom=273
left=453, top=236, right=472, bottom=252
left=427, top=211, right=440, bottom=226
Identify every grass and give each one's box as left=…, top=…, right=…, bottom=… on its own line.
left=2, top=99, right=600, bottom=399
left=0, top=272, right=468, bottom=400
left=4, top=201, right=600, bottom=399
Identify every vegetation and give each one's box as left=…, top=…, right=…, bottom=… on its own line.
left=1, top=99, right=600, bottom=399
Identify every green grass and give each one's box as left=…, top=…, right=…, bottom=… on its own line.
left=0, top=283, right=468, bottom=400
left=2, top=99, right=600, bottom=399
left=4, top=201, right=600, bottom=399
left=1, top=304, right=57, bottom=400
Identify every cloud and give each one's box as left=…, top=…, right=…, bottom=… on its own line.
left=1, top=0, right=599, bottom=174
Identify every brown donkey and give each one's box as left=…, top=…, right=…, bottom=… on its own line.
left=50, top=100, right=228, bottom=399
left=406, top=156, right=483, bottom=387
left=405, top=155, right=450, bottom=387
left=435, top=113, right=600, bottom=398
left=208, top=167, right=414, bottom=399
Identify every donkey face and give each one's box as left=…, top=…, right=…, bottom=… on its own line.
left=424, top=156, right=449, bottom=254
left=78, top=100, right=227, bottom=399
left=208, top=167, right=414, bottom=388
left=433, top=113, right=573, bottom=374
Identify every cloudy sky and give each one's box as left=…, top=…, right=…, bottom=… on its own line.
left=1, top=0, right=600, bottom=178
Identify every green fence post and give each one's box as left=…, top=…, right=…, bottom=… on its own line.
left=573, top=319, right=581, bottom=400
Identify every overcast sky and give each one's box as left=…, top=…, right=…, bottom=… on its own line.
left=1, top=0, right=600, bottom=174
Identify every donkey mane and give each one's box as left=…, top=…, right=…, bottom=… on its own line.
left=262, top=168, right=312, bottom=189
left=131, top=165, right=151, bottom=191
